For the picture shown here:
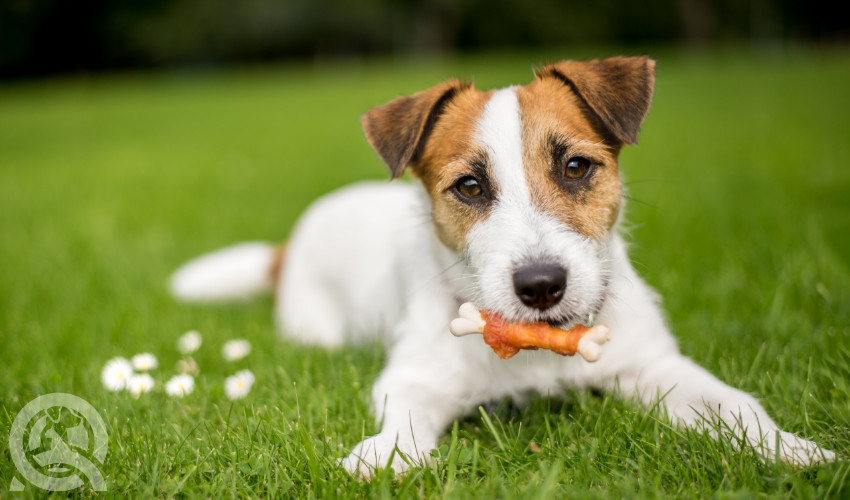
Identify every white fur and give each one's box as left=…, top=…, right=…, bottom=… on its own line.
left=172, top=87, right=835, bottom=478
left=170, top=242, right=275, bottom=302
left=275, top=181, right=428, bottom=347
left=477, top=88, right=528, bottom=202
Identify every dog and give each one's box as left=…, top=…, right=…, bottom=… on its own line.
left=170, top=56, right=835, bottom=476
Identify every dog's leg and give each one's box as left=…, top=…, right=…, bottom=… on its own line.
left=340, top=360, right=464, bottom=477
left=616, top=354, right=835, bottom=465
left=340, top=299, right=477, bottom=477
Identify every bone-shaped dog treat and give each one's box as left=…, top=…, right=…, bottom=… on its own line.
left=449, top=302, right=610, bottom=361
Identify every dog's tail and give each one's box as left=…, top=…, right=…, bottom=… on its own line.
left=169, top=242, right=283, bottom=302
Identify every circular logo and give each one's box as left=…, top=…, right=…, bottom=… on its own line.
left=9, top=393, right=108, bottom=491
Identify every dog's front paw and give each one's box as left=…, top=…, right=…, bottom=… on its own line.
left=765, top=431, right=836, bottom=466
left=340, top=433, right=431, bottom=478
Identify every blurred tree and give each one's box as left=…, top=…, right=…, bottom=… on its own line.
left=0, top=0, right=846, bottom=78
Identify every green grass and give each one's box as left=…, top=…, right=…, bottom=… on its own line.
left=1, top=46, right=849, bottom=497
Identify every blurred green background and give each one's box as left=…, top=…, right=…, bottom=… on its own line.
left=0, top=0, right=847, bottom=78
left=1, top=2, right=849, bottom=496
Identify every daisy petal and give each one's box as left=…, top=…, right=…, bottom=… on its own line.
left=127, top=373, right=155, bottom=398
left=222, top=339, right=251, bottom=361
left=178, top=331, right=202, bottom=354
left=102, top=357, right=134, bottom=391
left=225, top=369, right=255, bottom=400
left=165, top=374, right=195, bottom=397
left=131, top=353, right=158, bottom=371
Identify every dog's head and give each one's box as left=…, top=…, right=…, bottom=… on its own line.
left=363, top=56, right=655, bottom=326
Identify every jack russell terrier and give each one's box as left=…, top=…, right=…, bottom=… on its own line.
left=170, top=56, right=835, bottom=476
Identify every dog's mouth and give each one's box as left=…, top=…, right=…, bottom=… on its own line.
left=454, top=299, right=598, bottom=330
left=523, top=285, right=608, bottom=329
left=543, top=310, right=599, bottom=329
left=539, top=311, right=580, bottom=329
left=499, top=288, right=607, bottom=329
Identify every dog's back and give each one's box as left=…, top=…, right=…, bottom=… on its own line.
left=275, top=181, right=436, bottom=346
left=171, top=181, right=437, bottom=347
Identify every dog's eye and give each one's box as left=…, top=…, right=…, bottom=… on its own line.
left=563, top=157, right=592, bottom=180
left=454, top=176, right=483, bottom=199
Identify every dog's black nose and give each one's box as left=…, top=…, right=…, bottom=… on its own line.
left=513, top=264, right=567, bottom=310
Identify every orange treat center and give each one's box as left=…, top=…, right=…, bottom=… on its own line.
left=480, top=310, right=591, bottom=359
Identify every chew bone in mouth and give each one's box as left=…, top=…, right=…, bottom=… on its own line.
left=449, top=302, right=610, bottom=361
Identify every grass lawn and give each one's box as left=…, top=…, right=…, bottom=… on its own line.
left=1, top=46, right=849, bottom=497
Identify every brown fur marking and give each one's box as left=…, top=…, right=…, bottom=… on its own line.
left=516, top=79, right=623, bottom=239
left=268, top=244, right=286, bottom=295
left=362, top=80, right=472, bottom=179
left=412, top=87, right=493, bottom=252
left=535, top=56, right=656, bottom=145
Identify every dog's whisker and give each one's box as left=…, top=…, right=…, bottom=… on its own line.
left=622, top=178, right=672, bottom=186
left=623, top=195, right=656, bottom=209
left=408, top=258, right=467, bottom=299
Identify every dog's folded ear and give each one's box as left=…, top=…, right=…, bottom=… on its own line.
left=536, top=56, right=656, bottom=145
left=362, top=79, right=471, bottom=179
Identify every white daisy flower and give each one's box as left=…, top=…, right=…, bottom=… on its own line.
left=126, top=373, right=155, bottom=398
left=178, top=330, right=202, bottom=354
left=101, top=357, right=134, bottom=391
left=222, top=339, right=251, bottom=361
left=225, top=369, right=255, bottom=400
left=131, top=353, right=158, bottom=371
left=165, top=374, right=195, bottom=397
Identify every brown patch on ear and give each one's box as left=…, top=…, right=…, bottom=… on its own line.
left=413, top=88, right=492, bottom=252
left=535, top=56, right=656, bottom=145
left=517, top=78, right=623, bottom=240
left=362, top=79, right=472, bottom=179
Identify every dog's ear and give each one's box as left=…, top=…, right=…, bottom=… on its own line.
left=536, top=56, right=656, bottom=145
left=362, top=79, right=471, bottom=179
